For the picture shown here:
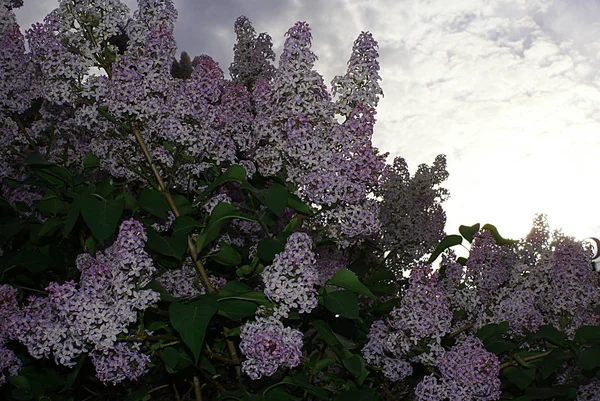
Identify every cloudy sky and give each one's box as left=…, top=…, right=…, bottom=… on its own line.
left=15, top=0, right=600, bottom=242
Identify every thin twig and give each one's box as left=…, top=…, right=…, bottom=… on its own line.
left=129, top=122, right=214, bottom=294
left=500, top=351, right=552, bottom=370
left=193, top=375, right=203, bottom=401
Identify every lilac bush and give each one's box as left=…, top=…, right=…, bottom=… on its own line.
left=0, top=0, right=598, bottom=399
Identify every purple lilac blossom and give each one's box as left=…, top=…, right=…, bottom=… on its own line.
left=314, top=247, right=347, bottom=286
left=436, top=336, right=501, bottom=401
left=157, top=264, right=226, bottom=298
left=239, top=316, right=303, bottom=380
left=0, top=285, right=20, bottom=384
left=229, top=16, right=276, bottom=86
left=414, top=375, right=449, bottom=401
left=376, top=155, right=448, bottom=272
left=261, top=232, right=318, bottom=318
left=465, top=230, right=510, bottom=304
left=361, top=320, right=413, bottom=382
left=89, top=342, right=150, bottom=385
left=387, top=262, right=452, bottom=363
left=331, top=31, right=384, bottom=115
left=411, top=337, right=502, bottom=401
left=4, top=219, right=159, bottom=374
left=577, top=378, right=600, bottom=401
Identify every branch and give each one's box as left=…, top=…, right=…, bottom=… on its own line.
left=129, top=122, right=214, bottom=294
left=500, top=351, right=552, bottom=370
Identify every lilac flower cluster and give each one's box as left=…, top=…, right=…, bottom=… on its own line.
left=238, top=316, right=303, bottom=380
left=415, top=336, right=501, bottom=401
left=2, top=219, right=159, bottom=383
left=331, top=31, right=384, bottom=115
left=261, top=232, right=318, bottom=318
left=229, top=16, right=276, bottom=86
left=0, top=285, right=20, bottom=384
left=151, top=211, right=176, bottom=232
left=376, top=155, right=448, bottom=272
left=362, top=263, right=452, bottom=380
left=314, top=247, right=347, bottom=286
left=362, top=320, right=413, bottom=382
left=157, top=264, right=226, bottom=298
left=90, top=342, right=150, bottom=385
left=466, top=230, right=510, bottom=302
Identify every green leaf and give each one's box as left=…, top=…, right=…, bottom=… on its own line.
left=139, top=189, right=170, bottom=219
left=524, top=386, right=575, bottom=399
left=124, top=387, right=150, bottom=401
left=502, top=366, right=536, bottom=390
left=264, top=388, right=301, bottom=401
left=264, top=183, right=288, bottom=216
left=196, top=165, right=246, bottom=201
left=169, top=295, right=218, bottom=363
left=326, top=269, right=376, bottom=299
left=63, top=194, right=82, bottom=236
left=287, top=193, right=312, bottom=215
left=146, top=229, right=187, bottom=260
left=541, top=349, right=567, bottom=379
left=531, top=325, right=566, bottom=347
left=218, top=291, right=272, bottom=306
left=160, top=347, right=180, bottom=373
left=341, top=353, right=365, bottom=378
left=362, top=270, right=395, bottom=286
left=196, top=202, right=240, bottom=252
left=217, top=299, right=258, bottom=321
left=80, top=195, right=125, bottom=242
left=83, top=151, right=100, bottom=169
left=24, top=152, right=53, bottom=166
left=427, top=234, right=462, bottom=263
left=575, top=325, right=600, bottom=344
left=323, top=290, right=359, bottom=319
left=459, top=223, right=480, bottom=243
left=172, top=215, right=201, bottom=236
left=578, top=345, right=600, bottom=371
left=334, top=388, right=378, bottom=401
left=61, top=355, right=86, bottom=392
left=312, top=357, right=337, bottom=375
left=118, top=193, right=139, bottom=211
left=172, top=195, right=194, bottom=216
left=144, top=280, right=179, bottom=302
left=476, top=322, right=507, bottom=341
left=312, top=320, right=344, bottom=360
left=38, top=217, right=62, bottom=238
left=218, top=281, right=252, bottom=296
left=481, top=224, right=518, bottom=245
left=485, top=340, right=516, bottom=354
left=281, top=374, right=328, bottom=400
left=208, top=242, right=242, bottom=266
left=36, top=196, right=67, bottom=216
left=257, top=237, right=285, bottom=264
left=14, top=252, right=53, bottom=273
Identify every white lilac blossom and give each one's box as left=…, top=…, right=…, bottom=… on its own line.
left=157, top=264, right=226, bottom=298
left=261, top=232, right=318, bottom=318
left=239, top=316, right=303, bottom=380
left=4, top=219, right=159, bottom=375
